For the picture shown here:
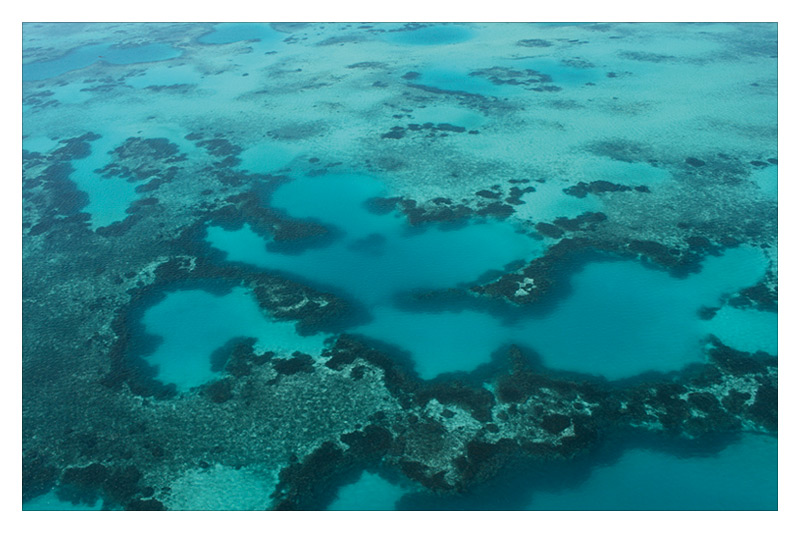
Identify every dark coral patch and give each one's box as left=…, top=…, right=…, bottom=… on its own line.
left=204, top=379, right=234, bottom=403
left=51, top=132, right=101, bottom=161
left=564, top=181, right=632, bottom=198
left=381, top=126, right=406, bottom=139
left=126, top=498, right=166, bottom=510
left=541, top=414, right=572, bottom=434
left=535, top=222, right=564, bottom=239
left=22, top=452, right=58, bottom=503
left=272, top=352, right=315, bottom=375
left=57, top=464, right=144, bottom=509
left=197, top=138, right=243, bottom=159
left=553, top=212, right=607, bottom=232
left=749, top=384, right=778, bottom=432
left=517, top=39, right=553, bottom=47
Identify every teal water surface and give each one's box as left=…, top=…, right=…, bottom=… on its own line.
left=512, top=57, right=600, bottom=86
left=23, top=42, right=182, bottom=82
left=140, top=286, right=328, bottom=391
left=22, top=490, right=104, bottom=511
left=23, top=22, right=778, bottom=512
left=526, top=433, right=777, bottom=510
left=207, top=173, right=543, bottom=308
left=198, top=23, right=284, bottom=45
left=355, top=246, right=769, bottom=379
left=386, top=24, right=476, bottom=46
left=328, top=472, right=408, bottom=511
left=206, top=172, right=771, bottom=380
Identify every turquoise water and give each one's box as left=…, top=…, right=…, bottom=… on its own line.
left=513, top=179, right=603, bottom=225
left=412, top=67, right=514, bottom=96
left=69, top=134, right=143, bottom=229
left=386, top=24, right=475, bottom=46
left=22, top=490, right=104, bottom=511
left=397, top=432, right=777, bottom=510
left=23, top=123, right=198, bottom=230
left=576, top=159, right=673, bottom=187
left=208, top=174, right=542, bottom=308
left=356, top=246, right=769, bottom=379
left=198, top=23, right=284, bottom=45
left=526, top=433, right=777, bottom=510
left=410, top=105, right=486, bottom=130
left=518, top=247, right=769, bottom=377
left=23, top=23, right=778, bottom=512
left=207, top=173, right=770, bottom=380
left=20, top=132, right=143, bottom=229
left=140, top=286, right=327, bottom=391
left=703, top=305, right=778, bottom=355
left=237, top=140, right=299, bottom=174
left=124, top=63, right=203, bottom=89
left=512, top=57, right=599, bottom=86
left=410, top=56, right=598, bottom=97
left=328, top=472, right=408, bottom=511
left=23, top=42, right=182, bottom=82
left=328, top=433, right=777, bottom=510
left=752, top=164, right=778, bottom=200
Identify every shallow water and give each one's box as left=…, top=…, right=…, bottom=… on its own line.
left=576, top=159, right=673, bottom=187
left=23, top=42, right=182, bottom=81
left=385, top=24, right=476, bottom=46
left=752, top=164, right=778, bottom=200
left=511, top=57, right=600, bottom=86
left=237, top=140, right=299, bottom=174
left=409, top=65, right=513, bottom=97
left=198, top=23, right=284, bottom=45
left=164, top=464, right=276, bottom=510
left=409, top=105, right=486, bottom=130
left=512, top=179, right=603, bottom=225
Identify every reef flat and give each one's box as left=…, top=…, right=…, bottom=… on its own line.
left=22, top=22, right=777, bottom=510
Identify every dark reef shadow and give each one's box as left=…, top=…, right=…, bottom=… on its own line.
left=394, top=428, right=749, bottom=510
